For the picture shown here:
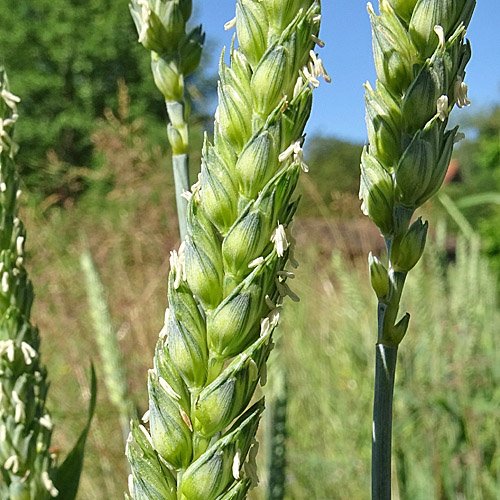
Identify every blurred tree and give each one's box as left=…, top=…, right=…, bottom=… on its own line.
left=301, top=135, right=363, bottom=218
left=0, top=0, right=214, bottom=200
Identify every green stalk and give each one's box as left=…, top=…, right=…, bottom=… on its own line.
left=372, top=343, right=397, bottom=500
left=130, top=0, right=205, bottom=239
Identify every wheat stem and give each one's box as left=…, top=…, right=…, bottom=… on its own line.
left=360, top=1, right=477, bottom=498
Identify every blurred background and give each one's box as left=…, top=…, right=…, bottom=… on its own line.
left=0, top=1, right=499, bottom=499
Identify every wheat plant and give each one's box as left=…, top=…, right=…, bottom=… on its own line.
left=359, top=1, right=476, bottom=498
left=125, top=1, right=330, bottom=498
left=130, top=0, right=204, bottom=239
left=0, top=68, right=96, bottom=500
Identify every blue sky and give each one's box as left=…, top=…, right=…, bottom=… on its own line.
left=194, top=1, right=499, bottom=143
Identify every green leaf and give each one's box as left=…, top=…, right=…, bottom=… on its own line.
left=53, top=364, right=98, bottom=500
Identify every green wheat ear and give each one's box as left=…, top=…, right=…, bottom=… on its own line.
left=0, top=68, right=96, bottom=500
left=126, top=1, right=330, bottom=498
left=359, top=1, right=476, bottom=498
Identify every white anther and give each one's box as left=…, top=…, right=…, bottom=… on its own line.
left=437, top=95, right=449, bottom=121
left=308, top=50, right=331, bottom=84
left=181, top=190, right=192, bottom=201
left=0, top=182, right=6, bottom=192
left=293, top=76, right=304, bottom=98
left=142, top=410, right=150, bottom=423
left=159, top=376, right=182, bottom=402
left=278, top=140, right=309, bottom=172
left=248, top=256, right=264, bottom=268
left=4, top=455, right=19, bottom=473
left=41, top=471, right=59, bottom=497
left=271, top=224, right=289, bottom=257
left=21, top=342, right=36, bottom=365
left=139, top=424, right=154, bottom=446
left=313, top=14, right=322, bottom=22
left=39, top=414, right=53, bottom=430
left=1, top=89, right=21, bottom=110
left=16, top=236, right=24, bottom=256
left=224, top=17, right=236, bottom=31
left=12, top=390, right=26, bottom=423
left=0, top=339, right=15, bottom=362
left=434, top=25, right=445, bottom=48
left=232, top=450, right=242, bottom=480
left=16, top=189, right=22, bottom=199
left=454, top=76, right=471, bottom=108
left=2, top=272, right=8, bottom=292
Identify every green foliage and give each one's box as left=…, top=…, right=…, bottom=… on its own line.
left=0, top=0, right=213, bottom=200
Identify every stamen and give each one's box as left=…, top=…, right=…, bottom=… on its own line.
left=437, top=95, right=449, bottom=121
left=232, top=450, right=242, bottom=480
left=224, top=17, right=236, bottom=31
left=454, top=76, right=471, bottom=108
left=41, top=472, right=59, bottom=497
left=271, top=224, right=289, bottom=257
left=248, top=256, right=264, bottom=268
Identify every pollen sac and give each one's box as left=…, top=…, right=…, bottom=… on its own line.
left=368, top=4, right=413, bottom=95
left=391, top=217, right=428, bottom=272
left=201, top=139, right=238, bottom=235
left=151, top=54, right=183, bottom=102
left=179, top=25, right=205, bottom=77
left=235, top=0, right=269, bottom=68
left=252, top=45, right=290, bottom=117
left=127, top=420, right=177, bottom=500
left=167, top=311, right=208, bottom=389
left=368, top=252, right=389, bottom=300
left=194, top=331, right=271, bottom=437
left=236, top=131, right=279, bottom=199
left=179, top=401, right=263, bottom=500
left=359, top=149, right=394, bottom=236
left=147, top=371, right=193, bottom=469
